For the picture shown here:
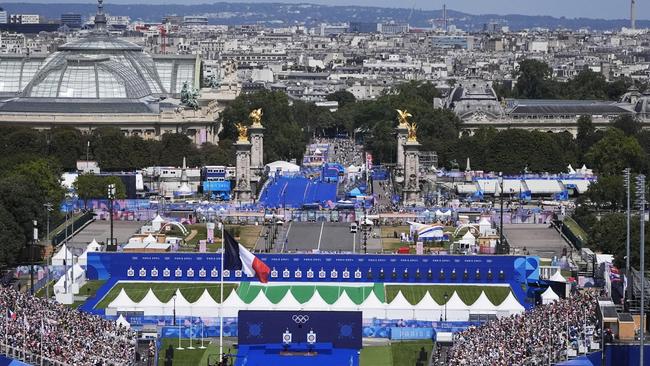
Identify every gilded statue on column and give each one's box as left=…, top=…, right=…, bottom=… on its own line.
left=407, top=122, right=418, bottom=142
left=396, top=109, right=412, bottom=128
left=235, top=123, right=249, bottom=142
left=249, top=108, right=263, bottom=127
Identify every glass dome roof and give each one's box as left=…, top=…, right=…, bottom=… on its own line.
left=22, top=34, right=164, bottom=99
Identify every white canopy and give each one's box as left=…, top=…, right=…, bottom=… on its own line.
left=386, top=291, right=414, bottom=320
left=116, top=314, right=131, bottom=329
left=247, top=290, right=274, bottom=311
left=302, top=291, right=330, bottom=311
left=469, top=292, right=497, bottom=314
left=107, top=289, right=137, bottom=311
left=139, top=289, right=167, bottom=316
left=151, top=215, right=165, bottom=231
left=444, top=292, right=470, bottom=321
left=143, top=234, right=157, bottom=244
left=152, top=215, right=165, bottom=223
left=222, top=289, right=247, bottom=317
left=51, top=244, right=73, bottom=266
left=265, top=160, right=300, bottom=173
left=359, top=291, right=386, bottom=320
left=541, top=287, right=560, bottom=304
left=274, top=291, right=302, bottom=311
left=414, top=292, right=441, bottom=321
left=496, top=292, right=525, bottom=317
left=192, top=289, right=219, bottom=317
left=549, top=271, right=567, bottom=283
left=331, top=291, right=358, bottom=312
left=164, top=290, right=193, bottom=316
left=87, top=239, right=101, bottom=251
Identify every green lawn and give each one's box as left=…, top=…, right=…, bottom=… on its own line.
left=390, top=340, right=433, bottom=366
left=360, top=345, right=392, bottom=366
left=385, top=285, right=512, bottom=306
left=563, top=217, right=588, bottom=243
left=158, top=338, right=228, bottom=366
left=95, top=282, right=238, bottom=309
left=35, top=280, right=55, bottom=299
left=79, top=280, right=106, bottom=299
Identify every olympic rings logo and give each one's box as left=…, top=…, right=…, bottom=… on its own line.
left=292, top=315, right=310, bottom=324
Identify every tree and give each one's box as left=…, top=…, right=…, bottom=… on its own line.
left=576, top=115, right=596, bottom=160
left=585, top=175, right=627, bottom=210
left=514, top=59, right=554, bottom=99
left=0, top=203, right=25, bottom=266
left=612, top=114, right=641, bottom=136
left=74, top=174, right=127, bottom=208
left=326, top=90, right=356, bottom=108
left=585, top=128, right=646, bottom=175
left=49, top=127, right=83, bottom=170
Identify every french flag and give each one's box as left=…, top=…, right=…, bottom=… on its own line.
left=223, top=230, right=270, bottom=283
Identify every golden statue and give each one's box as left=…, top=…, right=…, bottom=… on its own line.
left=396, top=109, right=412, bottom=128
left=235, top=122, right=249, bottom=142
left=249, top=108, right=263, bottom=127
left=407, top=122, right=418, bottom=142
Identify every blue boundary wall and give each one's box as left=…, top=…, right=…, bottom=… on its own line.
left=86, top=253, right=538, bottom=308
left=557, top=344, right=650, bottom=366
left=0, top=357, right=30, bottom=366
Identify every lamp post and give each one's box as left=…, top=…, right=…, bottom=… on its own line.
left=107, top=184, right=115, bottom=251
left=443, top=292, right=448, bottom=321
left=637, top=174, right=646, bottom=365
left=362, top=205, right=368, bottom=254
left=624, top=168, right=631, bottom=311
left=30, top=220, right=37, bottom=295
left=498, top=172, right=505, bottom=255
left=44, top=203, right=52, bottom=299
left=173, top=293, right=177, bottom=326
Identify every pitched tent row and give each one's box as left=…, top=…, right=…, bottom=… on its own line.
left=106, top=288, right=525, bottom=320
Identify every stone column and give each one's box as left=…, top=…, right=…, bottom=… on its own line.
left=234, top=139, right=252, bottom=202
left=249, top=124, right=265, bottom=179
left=395, top=124, right=408, bottom=183
left=403, top=140, right=423, bottom=206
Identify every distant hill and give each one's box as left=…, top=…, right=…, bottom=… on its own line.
left=1, top=2, right=647, bottom=31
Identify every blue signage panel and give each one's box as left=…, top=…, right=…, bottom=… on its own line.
left=87, top=252, right=539, bottom=286
left=203, top=181, right=231, bottom=192
left=390, top=327, right=434, bottom=340
left=238, top=310, right=362, bottom=349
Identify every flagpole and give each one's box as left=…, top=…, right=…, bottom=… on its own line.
left=219, top=222, right=224, bottom=363
left=40, top=318, right=43, bottom=366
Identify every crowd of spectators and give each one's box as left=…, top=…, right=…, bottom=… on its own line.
left=0, top=286, right=136, bottom=365
left=445, top=290, right=599, bottom=366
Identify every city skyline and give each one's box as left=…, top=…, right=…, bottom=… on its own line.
left=7, top=0, right=649, bottom=21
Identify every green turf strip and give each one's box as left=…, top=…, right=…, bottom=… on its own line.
left=385, top=285, right=512, bottom=305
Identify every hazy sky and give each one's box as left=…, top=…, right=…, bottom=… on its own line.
left=19, top=0, right=646, bottom=20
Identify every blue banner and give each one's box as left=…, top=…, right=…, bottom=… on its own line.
left=87, top=252, right=539, bottom=286
left=203, top=181, right=231, bottom=192
left=390, top=327, right=433, bottom=340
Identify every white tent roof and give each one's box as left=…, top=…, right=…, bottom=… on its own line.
left=140, top=289, right=164, bottom=306
left=193, top=289, right=218, bottom=308
left=222, top=289, right=247, bottom=317
left=52, top=244, right=72, bottom=262
left=116, top=314, right=130, bottom=329
left=331, top=290, right=358, bottom=311
left=496, top=292, right=525, bottom=313
left=549, top=271, right=567, bottom=283
left=302, top=290, right=330, bottom=311
left=414, top=291, right=440, bottom=309
left=87, top=239, right=101, bottom=251
left=108, top=289, right=136, bottom=309
left=541, top=287, right=559, bottom=303
left=266, top=160, right=300, bottom=172
left=68, top=264, right=85, bottom=281
left=462, top=231, right=475, bottom=240
left=247, top=290, right=274, bottom=310
left=387, top=291, right=412, bottom=309
left=274, top=290, right=302, bottom=311
left=469, top=292, right=496, bottom=313
left=359, top=291, right=386, bottom=320
left=143, top=234, right=157, bottom=244
left=445, top=291, right=469, bottom=310
left=152, top=215, right=165, bottom=223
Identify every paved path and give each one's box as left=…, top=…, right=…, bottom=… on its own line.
left=503, top=223, right=570, bottom=258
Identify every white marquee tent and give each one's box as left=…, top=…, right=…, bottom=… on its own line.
left=302, top=291, right=330, bottom=311
left=192, top=289, right=219, bottom=317
left=221, top=289, right=247, bottom=317
left=496, top=292, right=526, bottom=317
left=247, top=290, right=274, bottom=311
left=51, top=244, right=73, bottom=266
left=359, top=291, right=386, bottom=320
left=386, top=291, right=414, bottom=320
left=469, top=291, right=497, bottom=315
left=444, top=292, right=470, bottom=321
left=331, top=291, right=358, bottom=312
left=414, top=292, right=442, bottom=321
left=541, top=287, right=560, bottom=304
left=274, top=291, right=302, bottom=311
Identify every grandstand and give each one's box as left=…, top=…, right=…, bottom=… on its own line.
left=258, top=176, right=337, bottom=208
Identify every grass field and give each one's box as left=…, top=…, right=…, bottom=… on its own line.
left=563, top=217, right=588, bottom=243
left=390, top=340, right=433, bottom=366
left=168, top=224, right=261, bottom=251
left=95, top=282, right=238, bottom=309
left=158, top=338, right=233, bottom=366
left=360, top=345, right=392, bottom=366
left=385, top=285, right=512, bottom=306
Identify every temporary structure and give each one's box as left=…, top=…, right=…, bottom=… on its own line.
left=274, top=290, right=302, bottom=311
left=468, top=291, right=497, bottom=315
left=444, top=292, right=470, bottom=321
left=331, top=290, right=358, bottom=312
left=192, top=289, right=219, bottom=317
left=496, top=292, right=525, bottom=317
left=139, top=289, right=166, bottom=316
left=541, top=287, right=559, bottom=304
left=302, top=290, right=330, bottom=311
left=386, top=291, right=414, bottom=320
left=116, top=314, right=131, bottom=329
left=359, top=291, right=386, bottom=320
left=247, top=290, right=274, bottom=311
left=221, top=289, right=247, bottom=318
left=164, top=289, right=193, bottom=316
left=51, top=244, right=73, bottom=266
left=414, top=292, right=442, bottom=321
left=107, top=289, right=138, bottom=312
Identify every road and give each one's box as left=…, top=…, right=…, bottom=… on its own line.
left=503, top=223, right=570, bottom=258
left=285, top=222, right=382, bottom=253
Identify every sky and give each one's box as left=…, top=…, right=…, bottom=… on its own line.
left=16, top=0, right=647, bottom=20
